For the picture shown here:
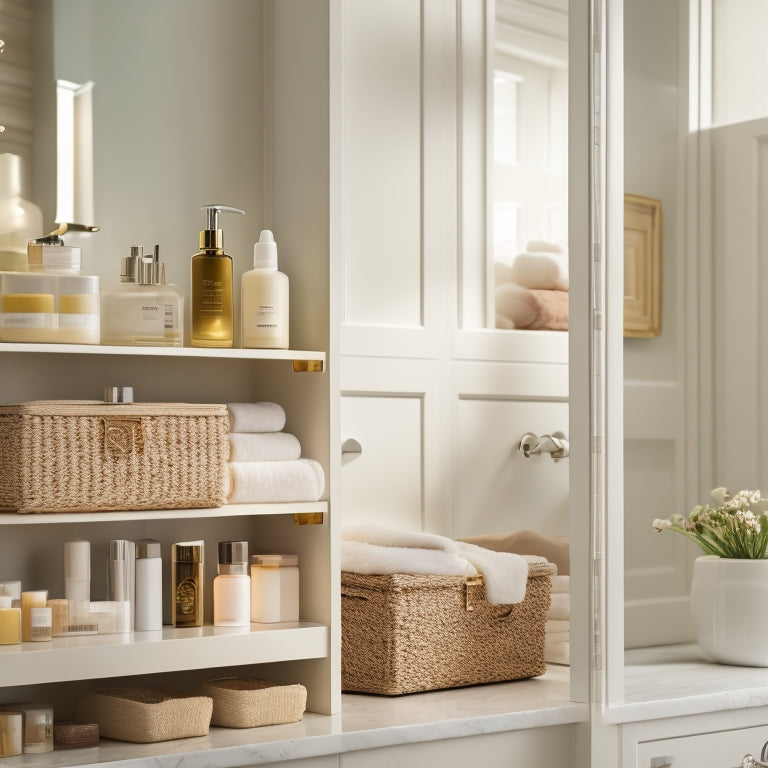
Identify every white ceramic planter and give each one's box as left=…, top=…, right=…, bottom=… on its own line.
left=691, top=555, right=768, bottom=666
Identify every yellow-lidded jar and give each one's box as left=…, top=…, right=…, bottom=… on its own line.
left=57, top=275, right=100, bottom=344
left=0, top=595, right=21, bottom=645
left=0, top=272, right=58, bottom=342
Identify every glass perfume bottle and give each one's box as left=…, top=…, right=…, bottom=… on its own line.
left=101, top=245, right=184, bottom=346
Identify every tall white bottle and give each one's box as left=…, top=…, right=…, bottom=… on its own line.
left=241, top=230, right=289, bottom=349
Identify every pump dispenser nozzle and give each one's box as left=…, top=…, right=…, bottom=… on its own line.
left=199, top=204, right=244, bottom=251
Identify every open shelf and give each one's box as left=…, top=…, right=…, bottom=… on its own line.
left=0, top=622, right=329, bottom=687
left=0, top=342, right=326, bottom=365
left=0, top=502, right=328, bottom=525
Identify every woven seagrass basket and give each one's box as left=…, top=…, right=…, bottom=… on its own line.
left=75, top=687, right=212, bottom=743
left=0, top=400, right=229, bottom=513
left=203, top=678, right=307, bottom=728
left=341, top=559, right=555, bottom=695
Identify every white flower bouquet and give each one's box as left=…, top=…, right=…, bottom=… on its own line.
left=653, top=488, right=768, bottom=559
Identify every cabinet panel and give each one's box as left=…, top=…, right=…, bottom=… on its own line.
left=340, top=394, right=423, bottom=530
left=636, top=726, right=768, bottom=768
left=455, top=398, right=569, bottom=537
left=341, top=725, right=576, bottom=768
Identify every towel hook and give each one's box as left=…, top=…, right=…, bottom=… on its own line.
left=518, top=431, right=569, bottom=461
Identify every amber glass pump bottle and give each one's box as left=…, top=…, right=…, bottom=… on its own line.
left=190, top=204, right=244, bottom=347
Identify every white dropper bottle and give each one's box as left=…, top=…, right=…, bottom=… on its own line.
left=241, top=230, right=289, bottom=349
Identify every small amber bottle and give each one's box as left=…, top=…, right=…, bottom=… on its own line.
left=171, top=541, right=204, bottom=627
left=190, top=204, right=244, bottom=347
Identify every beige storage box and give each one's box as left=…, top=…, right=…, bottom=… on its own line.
left=203, top=678, right=307, bottom=728
left=0, top=400, right=229, bottom=513
left=76, top=687, right=212, bottom=743
left=341, top=559, right=555, bottom=695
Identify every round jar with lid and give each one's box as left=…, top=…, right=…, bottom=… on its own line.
left=250, top=554, right=299, bottom=624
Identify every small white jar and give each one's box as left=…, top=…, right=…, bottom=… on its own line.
left=250, top=554, right=299, bottom=623
left=213, top=541, right=250, bottom=627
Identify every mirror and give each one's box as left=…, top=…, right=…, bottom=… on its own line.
left=492, top=0, right=568, bottom=333
left=1, top=0, right=267, bottom=343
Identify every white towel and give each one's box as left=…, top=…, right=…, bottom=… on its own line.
left=341, top=540, right=477, bottom=577
left=546, top=619, right=570, bottom=634
left=227, top=402, right=286, bottom=433
left=510, top=251, right=569, bottom=291
left=548, top=592, right=570, bottom=621
left=340, top=524, right=530, bottom=605
left=545, top=631, right=570, bottom=643
left=551, top=575, right=570, bottom=594
left=341, top=524, right=459, bottom=553
left=455, top=541, right=529, bottom=605
left=225, top=459, right=325, bottom=503
left=228, top=432, right=302, bottom=462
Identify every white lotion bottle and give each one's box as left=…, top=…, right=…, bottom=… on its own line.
left=134, top=539, right=163, bottom=631
left=213, top=541, right=250, bottom=627
left=241, top=230, right=289, bottom=349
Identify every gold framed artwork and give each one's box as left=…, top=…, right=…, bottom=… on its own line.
left=624, top=194, right=662, bottom=337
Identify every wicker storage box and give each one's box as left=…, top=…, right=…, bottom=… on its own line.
left=203, top=678, right=307, bottom=728
left=341, top=559, right=556, bottom=695
left=75, top=687, right=213, bottom=743
left=0, top=400, right=229, bottom=513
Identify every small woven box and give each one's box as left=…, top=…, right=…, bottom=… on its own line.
left=0, top=400, right=229, bottom=513
left=75, top=687, right=213, bottom=743
left=203, top=678, right=307, bottom=728
left=341, top=558, right=556, bottom=695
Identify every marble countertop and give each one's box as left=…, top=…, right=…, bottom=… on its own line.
left=614, top=643, right=768, bottom=723
left=5, top=665, right=584, bottom=767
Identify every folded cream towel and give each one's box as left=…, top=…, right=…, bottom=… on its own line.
left=225, top=459, right=325, bottom=504
left=544, top=640, right=570, bottom=666
left=455, top=541, right=529, bottom=605
left=551, top=575, right=570, bottom=594
left=510, top=251, right=569, bottom=291
left=548, top=592, right=570, bottom=621
left=227, top=402, right=286, bottom=433
left=341, top=523, right=459, bottom=553
left=228, top=432, right=302, bottom=462
left=546, top=619, right=570, bottom=633
left=340, top=540, right=477, bottom=577
left=340, top=524, right=531, bottom=604
left=545, top=630, right=570, bottom=643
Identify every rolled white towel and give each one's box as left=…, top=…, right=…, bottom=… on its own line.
left=548, top=592, right=570, bottom=621
left=341, top=523, right=459, bottom=553
left=227, top=432, right=302, bottom=462
left=510, top=251, right=569, bottom=291
left=227, top=402, right=286, bottom=433
left=341, top=540, right=477, bottom=577
left=225, top=459, right=325, bottom=503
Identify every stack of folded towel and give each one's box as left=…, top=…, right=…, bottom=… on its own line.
left=341, top=524, right=542, bottom=605
left=495, top=240, right=569, bottom=331
left=545, top=573, right=570, bottom=665
left=224, top=402, right=325, bottom=503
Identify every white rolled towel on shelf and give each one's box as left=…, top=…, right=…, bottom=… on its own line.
left=227, top=402, right=286, bottom=433
left=227, top=432, right=302, bottom=462
left=548, top=592, right=570, bottom=621
left=225, top=459, right=325, bottom=504
left=510, top=251, right=569, bottom=291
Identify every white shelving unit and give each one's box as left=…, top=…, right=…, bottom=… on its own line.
left=0, top=337, right=336, bottom=767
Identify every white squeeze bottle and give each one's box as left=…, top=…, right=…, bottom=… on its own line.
left=241, top=229, right=289, bottom=349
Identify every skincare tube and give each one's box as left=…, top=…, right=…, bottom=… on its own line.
left=64, top=540, right=91, bottom=603
left=107, top=539, right=135, bottom=630
left=134, top=539, right=163, bottom=631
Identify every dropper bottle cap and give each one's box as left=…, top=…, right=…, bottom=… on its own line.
left=199, top=204, right=245, bottom=250
left=253, top=230, right=277, bottom=270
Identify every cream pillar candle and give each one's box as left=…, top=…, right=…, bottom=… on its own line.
left=0, top=596, right=21, bottom=644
